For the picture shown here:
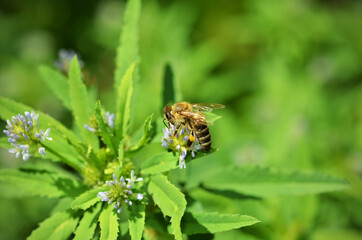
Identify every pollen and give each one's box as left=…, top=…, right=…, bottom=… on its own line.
left=189, top=134, right=195, bottom=142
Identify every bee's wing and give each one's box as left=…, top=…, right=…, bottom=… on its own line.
left=191, top=103, right=225, bottom=112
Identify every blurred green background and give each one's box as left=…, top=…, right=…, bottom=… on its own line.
left=0, top=0, right=361, bottom=239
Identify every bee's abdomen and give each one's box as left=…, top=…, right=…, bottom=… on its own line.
left=195, top=124, right=211, bottom=152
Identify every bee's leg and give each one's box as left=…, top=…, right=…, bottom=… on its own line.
left=172, top=122, right=183, bottom=137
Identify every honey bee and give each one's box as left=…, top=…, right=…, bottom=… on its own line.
left=163, top=102, right=225, bottom=152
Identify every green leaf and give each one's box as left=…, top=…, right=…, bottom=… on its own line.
left=95, top=101, right=117, bottom=155
left=182, top=211, right=259, bottom=234
left=141, top=152, right=178, bottom=175
left=74, top=203, right=102, bottom=240
left=115, top=62, right=136, bottom=141
left=148, top=174, right=186, bottom=240
left=20, top=159, right=81, bottom=181
left=114, top=0, right=140, bottom=91
left=68, top=56, right=98, bottom=149
left=0, top=96, right=79, bottom=144
left=0, top=96, right=84, bottom=171
left=71, top=186, right=107, bottom=210
left=0, top=169, right=85, bottom=198
left=162, top=63, right=182, bottom=107
left=203, top=166, right=350, bottom=198
left=27, top=212, right=79, bottom=240
left=39, top=65, right=71, bottom=110
left=128, top=203, right=145, bottom=240
left=99, top=204, right=119, bottom=240
left=128, top=114, right=154, bottom=153
left=141, top=149, right=218, bottom=175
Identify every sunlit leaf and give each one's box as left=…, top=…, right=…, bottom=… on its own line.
left=0, top=169, right=85, bottom=198
left=68, top=56, right=98, bottom=149
left=27, top=212, right=79, bottom=240
left=148, top=174, right=186, bottom=240
left=73, top=203, right=102, bottom=240
left=182, top=211, right=259, bottom=234
left=99, top=204, right=119, bottom=240
left=39, top=65, right=71, bottom=110
left=128, top=203, right=146, bottom=240
left=71, top=186, right=107, bottom=210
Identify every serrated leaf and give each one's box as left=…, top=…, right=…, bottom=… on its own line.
left=0, top=96, right=84, bottom=171
left=114, top=0, right=140, bottom=91
left=27, top=212, right=79, bottom=240
left=0, top=169, right=85, bottom=198
left=38, top=65, right=71, bottom=110
left=68, top=56, right=98, bottom=149
left=203, top=166, right=350, bottom=198
left=148, top=174, right=186, bottom=240
left=128, top=114, right=153, bottom=153
left=74, top=203, right=102, bottom=240
left=99, top=204, right=119, bottom=240
left=20, top=158, right=81, bottom=181
left=141, top=149, right=218, bottom=175
left=128, top=203, right=145, bottom=240
left=95, top=101, right=117, bottom=155
left=162, top=63, right=182, bottom=107
left=115, top=62, right=136, bottom=142
left=181, top=211, right=259, bottom=234
left=71, top=186, right=107, bottom=210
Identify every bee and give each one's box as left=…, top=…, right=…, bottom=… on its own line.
left=163, top=102, right=225, bottom=152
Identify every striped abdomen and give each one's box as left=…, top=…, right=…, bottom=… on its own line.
left=194, top=123, right=211, bottom=152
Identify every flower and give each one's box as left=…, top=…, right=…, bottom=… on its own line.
left=126, top=170, right=143, bottom=184
left=161, top=123, right=201, bottom=169
left=3, top=111, right=52, bottom=160
left=84, top=111, right=116, bottom=133
left=55, top=49, right=84, bottom=74
left=105, top=112, right=115, bottom=129
left=97, top=172, right=144, bottom=214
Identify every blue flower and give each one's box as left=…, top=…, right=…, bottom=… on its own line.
left=55, top=49, right=84, bottom=74
left=97, top=172, right=144, bottom=214
left=3, top=111, right=52, bottom=160
left=161, top=123, right=201, bottom=169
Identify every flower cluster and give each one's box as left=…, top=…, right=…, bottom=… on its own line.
left=55, top=49, right=84, bottom=74
left=97, top=170, right=144, bottom=214
left=84, top=112, right=115, bottom=133
left=161, top=123, right=201, bottom=169
left=3, top=111, right=52, bottom=160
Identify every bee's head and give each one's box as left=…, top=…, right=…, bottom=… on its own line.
left=163, top=105, right=173, bottom=121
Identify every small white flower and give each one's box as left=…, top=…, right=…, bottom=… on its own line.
left=126, top=170, right=143, bottom=184
left=38, top=147, right=46, bottom=156
left=84, top=124, right=97, bottom=132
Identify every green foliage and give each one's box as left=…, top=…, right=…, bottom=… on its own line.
left=99, top=204, right=119, bottom=240
left=128, top=203, right=146, bottom=240
left=27, top=212, right=79, bottom=240
left=71, top=186, right=108, bottom=210
left=0, top=0, right=359, bottom=239
left=203, top=166, right=349, bottom=198
left=0, top=169, right=84, bottom=198
left=148, top=174, right=186, bottom=240
left=95, top=101, right=117, bottom=155
left=181, top=211, right=259, bottom=234
left=115, top=62, right=136, bottom=142
left=38, top=66, right=71, bottom=110
left=73, top=203, right=102, bottom=240
left=68, top=57, right=98, bottom=150
left=128, top=113, right=153, bottom=153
